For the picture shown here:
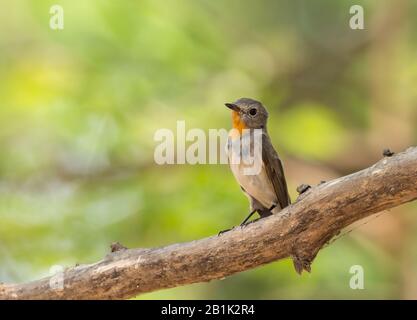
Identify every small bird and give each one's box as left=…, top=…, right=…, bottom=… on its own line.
left=224, top=98, right=291, bottom=227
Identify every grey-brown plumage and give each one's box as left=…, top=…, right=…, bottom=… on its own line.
left=262, top=132, right=291, bottom=209
left=223, top=98, right=304, bottom=273
left=225, top=98, right=291, bottom=223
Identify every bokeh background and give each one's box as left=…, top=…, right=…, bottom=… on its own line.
left=1, top=0, right=417, bottom=299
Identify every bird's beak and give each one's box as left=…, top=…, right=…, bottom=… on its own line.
left=225, top=103, right=240, bottom=112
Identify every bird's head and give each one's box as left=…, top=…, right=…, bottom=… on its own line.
left=225, top=98, right=268, bottom=132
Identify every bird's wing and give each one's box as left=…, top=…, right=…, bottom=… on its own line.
left=262, top=133, right=291, bottom=209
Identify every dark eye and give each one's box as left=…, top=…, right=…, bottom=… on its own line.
left=249, top=108, right=257, bottom=116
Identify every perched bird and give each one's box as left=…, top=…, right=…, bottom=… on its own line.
left=224, top=98, right=291, bottom=226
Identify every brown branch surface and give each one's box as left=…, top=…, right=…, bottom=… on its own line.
left=1, top=147, right=417, bottom=300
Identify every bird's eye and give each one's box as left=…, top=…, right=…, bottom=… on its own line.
left=249, top=108, right=257, bottom=116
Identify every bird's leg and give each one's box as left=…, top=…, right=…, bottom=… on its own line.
left=218, top=209, right=257, bottom=235
left=242, top=204, right=277, bottom=226
left=240, top=209, right=257, bottom=226
left=219, top=204, right=278, bottom=235
left=256, top=204, right=276, bottom=219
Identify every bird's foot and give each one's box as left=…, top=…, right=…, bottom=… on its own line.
left=239, top=218, right=260, bottom=228
left=218, top=227, right=235, bottom=236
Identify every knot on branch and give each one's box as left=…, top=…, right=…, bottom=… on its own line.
left=296, top=184, right=311, bottom=195
left=291, top=253, right=313, bottom=275
left=110, top=242, right=128, bottom=253
left=383, top=148, right=395, bottom=157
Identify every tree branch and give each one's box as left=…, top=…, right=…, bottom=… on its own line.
left=1, top=147, right=417, bottom=300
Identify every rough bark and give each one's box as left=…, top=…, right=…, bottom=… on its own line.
left=1, top=147, right=417, bottom=300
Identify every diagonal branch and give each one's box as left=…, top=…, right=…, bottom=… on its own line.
left=1, top=147, right=417, bottom=300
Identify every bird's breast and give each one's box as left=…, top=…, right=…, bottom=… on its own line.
left=228, top=133, right=277, bottom=209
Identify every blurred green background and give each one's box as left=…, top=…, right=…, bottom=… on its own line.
left=1, top=0, right=417, bottom=299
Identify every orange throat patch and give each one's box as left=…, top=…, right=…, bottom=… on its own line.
left=231, top=111, right=247, bottom=135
